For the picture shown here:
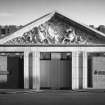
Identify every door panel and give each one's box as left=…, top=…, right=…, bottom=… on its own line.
left=40, top=61, right=50, bottom=88
left=0, top=56, right=7, bottom=88
left=7, top=57, right=19, bottom=88
left=40, top=57, right=72, bottom=89
left=0, top=55, right=24, bottom=89
left=92, top=57, right=105, bottom=89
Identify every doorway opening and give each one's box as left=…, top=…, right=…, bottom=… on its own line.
left=40, top=52, right=72, bottom=90
left=0, top=52, right=24, bottom=89
left=88, top=52, right=105, bottom=89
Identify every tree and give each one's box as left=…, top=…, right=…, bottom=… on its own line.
left=97, top=25, right=105, bottom=34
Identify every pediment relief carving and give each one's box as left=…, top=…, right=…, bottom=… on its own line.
left=4, top=18, right=102, bottom=45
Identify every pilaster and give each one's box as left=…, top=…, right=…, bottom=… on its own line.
left=24, top=51, right=29, bottom=89
left=72, top=51, right=79, bottom=89
left=32, top=51, right=40, bottom=90
left=83, top=51, right=88, bottom=88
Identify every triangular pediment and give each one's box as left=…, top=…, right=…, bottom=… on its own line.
left=0, top=11, right=105, bottom=45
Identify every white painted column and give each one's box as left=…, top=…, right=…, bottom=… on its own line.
left=72, top=51, right=79, bottom=90
left=24, top=51, right=29, bottom=89
left=83, top=51, right=88, bottom=89
left=32, top=51, right=40, bottom=91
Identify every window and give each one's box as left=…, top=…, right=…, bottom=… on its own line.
left=1, top=29, right=5, bottom=34
left=61, top=52, right=71, bottom=60
left=40, top=52, right=51, bottom=60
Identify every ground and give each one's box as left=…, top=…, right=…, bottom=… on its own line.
left=0, top=90, right=105, bottom=105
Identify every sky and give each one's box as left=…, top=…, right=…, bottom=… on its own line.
left=0, top=0, right=105, bottom=27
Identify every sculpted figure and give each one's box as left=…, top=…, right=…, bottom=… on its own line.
left=63, top=27, right=75, bottom=44
left=38, top=24, right=50, bottom=44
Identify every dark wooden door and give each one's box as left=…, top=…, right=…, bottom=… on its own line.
left=7, top=56, right=24, bottom=89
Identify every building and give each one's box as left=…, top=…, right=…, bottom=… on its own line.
left=0, top=25, right=23, bottom=38
left=0, top=12, right=105, bottom=90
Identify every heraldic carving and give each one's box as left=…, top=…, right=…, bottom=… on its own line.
left=5, top=17, right=94, bottom=45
